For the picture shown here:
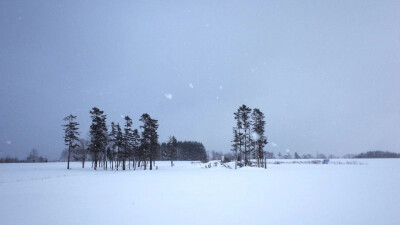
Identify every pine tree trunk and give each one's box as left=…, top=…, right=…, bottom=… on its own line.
left=67, top=145, right=71, bottom=170
left=265, top=157, right=267, bottom=169
left=235, top=150, right=237, bottom=170
left=150, top=158, right=153, bottom=170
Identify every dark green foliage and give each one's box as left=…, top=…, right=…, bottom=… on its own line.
left=63, top=114, right=80, bottom=169
left=354, top=151, right=400, bottom=158
left=239, top=105, right=252, bottom=165
left=88, top=107, right=108, bottom=170
left=251, top=108, right=268, bottom=167
left=177, top=141, right=207, bottom=161
left=139, top=113, right=159, bottom=170
left=160, top=141, right=207, bottom=161
left=122, top=116, right=133, bottom=170
left=167, top=136, right=178, bottom=166
left=232, top=105, right=268, bottom=168
left=0, top=157, right=23, bottom=163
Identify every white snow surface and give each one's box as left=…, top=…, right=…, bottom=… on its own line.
left=1, top=159, right=399, bottom=225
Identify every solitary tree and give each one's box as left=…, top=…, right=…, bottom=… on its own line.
left=26, top=149, right=39, bottom=162
left=167, top=136, right=178, bottom=167
left=74, top=138, right=88, bottom=168
left=63, top=114, right=80, bottom=169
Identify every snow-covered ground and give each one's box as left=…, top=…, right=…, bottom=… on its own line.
left=1, top=159, right=399, bottom=225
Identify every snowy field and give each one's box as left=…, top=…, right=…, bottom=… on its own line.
left=1, top=159, right=399, bottom=225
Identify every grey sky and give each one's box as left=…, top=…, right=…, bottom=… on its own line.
left=1, top=0, right=399, bottom=159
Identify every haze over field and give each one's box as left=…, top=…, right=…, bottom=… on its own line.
left=1, top=1, right=400, bottom=159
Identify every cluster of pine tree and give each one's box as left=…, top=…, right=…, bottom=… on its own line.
left=159, top=140, right=208, bottom=163
left=232, top=104, right=268, bottom=169
left=62, top=107, right=159, bottom=170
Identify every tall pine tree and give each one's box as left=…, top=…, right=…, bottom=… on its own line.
left=122, top=116, right=133, bottom=170
left=234, top=105, right=252, bottom=166
left=167, top=136, right=178, bottom=167
left=251, top=108, right=268, bottom=168
left=139, top=113, right=159, bottom=170
left=63, top=114, right=80, bottom=170
left=89, top=107, right=108, bottom=170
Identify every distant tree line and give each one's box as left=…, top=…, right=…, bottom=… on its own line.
left=207, top=150, right=337, bottom=162
left=264, top=152, right=336, bottom=159
left=0, top=149, right=48, bottom=163
left=353, top=151, right=400, bottom=158
left=209, top=150, right=400, bottom=161
left=62, top=107, right=209, bottom=170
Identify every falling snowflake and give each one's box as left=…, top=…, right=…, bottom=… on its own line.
left=165, top=93, right=173, bottom=100
left=5, top=141, right=11, bottom=145
left=251, top=132, right=260, bottom=141
left=189, top=83, right=194, bottom=88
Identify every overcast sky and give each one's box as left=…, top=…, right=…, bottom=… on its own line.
left=1, top=0, right=399, bottom=159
